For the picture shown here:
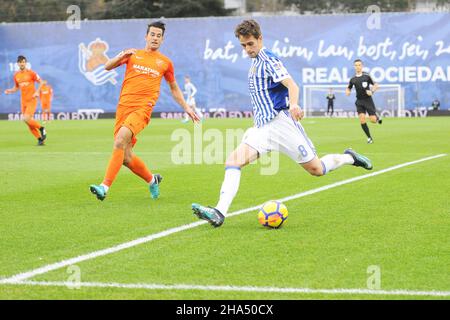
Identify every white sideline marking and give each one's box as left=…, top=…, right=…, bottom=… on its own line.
left=0, top=153, right=447, bottom=284
left=2, top=280, right=450, bottom=297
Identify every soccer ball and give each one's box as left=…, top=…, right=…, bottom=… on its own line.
left=257, top=200, right=288, bottom=229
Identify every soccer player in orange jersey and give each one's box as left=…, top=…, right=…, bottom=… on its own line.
left=4, top=56, right=47, bottom=145
left=39, top=80, right=53, bottom=123
left=89, top=21, right=200, bottom=201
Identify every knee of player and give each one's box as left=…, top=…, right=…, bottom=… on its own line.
left=225, top=155, right=245, bottom=168
left=122, top=155, right=132, bottom=166
left=113, top=137, right=128, bottom=149
left=307, top=166, right=324, bottom=177
left=224, top=160, right=240, bottom=168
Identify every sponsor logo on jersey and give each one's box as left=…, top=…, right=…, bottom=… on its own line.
left=132, top=64, right=160, bottom=77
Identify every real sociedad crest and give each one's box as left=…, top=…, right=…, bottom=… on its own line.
left=79, top=38, right=118, bottom=86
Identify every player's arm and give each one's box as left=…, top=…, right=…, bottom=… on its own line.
left=4, top=76, right=19, bottom=94
left=346, top=81, right=353, bottom=96
left=266, top=58, right=302, bottom=120
left=4, top=85, right=19, bottom=94
left=33, top=79, right=43, bottom=98
left=366, top=76, right=378, bottom=96
left=370, top=77, right=379, bottom=93
left=281, top=77, right=303, bottom=121
left=168, top=81, right=200, bottom=123
left=105, top=48, right=136, bottom=71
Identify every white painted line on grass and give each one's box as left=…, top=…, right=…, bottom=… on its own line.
left=2, top=280, right=450, bottom=297
left=0, top=153, right=447, bottom=284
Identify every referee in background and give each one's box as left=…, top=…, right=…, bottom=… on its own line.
left=326, top=88, right=335, bottom=116
left=346, top=59, right=382, bottom=144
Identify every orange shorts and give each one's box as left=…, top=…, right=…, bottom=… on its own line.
left=21, top=98, right=38, bottom=116
left=114, top=104, right=153, bottom=147
left=41, top=103, right=51, bottom=110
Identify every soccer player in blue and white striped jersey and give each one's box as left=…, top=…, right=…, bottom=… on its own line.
left=182, top=75, right=204, bottom=123
left=192, top=19, right=373, bottom=227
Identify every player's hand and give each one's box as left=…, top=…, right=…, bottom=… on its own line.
left=119, top=48, right=137, bottom=58
left=186, top=107, right=200, bottom=123
left=289, top=104, right=304, bottom=121
left=345, top=89, right=351, bottom=96
left=4, top=89, right=12, bottom=95
left=366, top=90, right=373, bottom=96
left=32, top=92, right=39, bottom=98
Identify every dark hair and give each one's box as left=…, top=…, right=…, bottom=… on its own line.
left=17, top=55, right=27, bottom=63
left=234, top=19, right=261, bottom=39
left=147, top=21, right=166, bottom=36
left=354, top=59, right=363, bottom=64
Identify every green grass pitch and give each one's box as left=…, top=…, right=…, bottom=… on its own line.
left=0, top=117, right=449, bottom=299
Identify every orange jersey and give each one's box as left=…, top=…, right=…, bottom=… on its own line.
left=14, top=70, right=40, bottom=102
left=118, top=49, right=175, bottom=108
left=40, top=84, right=53, bottom=105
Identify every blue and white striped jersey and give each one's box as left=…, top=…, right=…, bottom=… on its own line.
left=248, top=48, right=291, bottom=127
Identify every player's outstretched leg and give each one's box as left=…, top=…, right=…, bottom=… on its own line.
left=149, top=174, right=163, bottom=199
left=124, top=152, right=162, bottom=200
left=192, top=203, right=225, bottom=227
left=89, top=184, right=107, bottom=201
left=191, top=144, right=256, bottom=228
left=89, top=127, right=131, bottom=201
left=190, top=165, right=239, bottom=227
left=344, top=148, right=373, bottom=170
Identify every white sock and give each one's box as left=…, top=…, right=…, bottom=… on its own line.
left=215, top=166, right=241, bottom=216
left=320, top=154, right=354, bottom=174
left=100, top=183, right=109, bottom=193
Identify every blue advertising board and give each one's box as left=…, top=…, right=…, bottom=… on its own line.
left=1, top=13, right=449, bottom=113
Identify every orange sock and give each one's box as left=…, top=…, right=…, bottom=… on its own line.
left=102, top=148, right=125, bottom=187
left=28, top=119, right=42, bottom=130
left=126, top=155, right=153, bottom=183
left=26, top=122, right=41, bottom=139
